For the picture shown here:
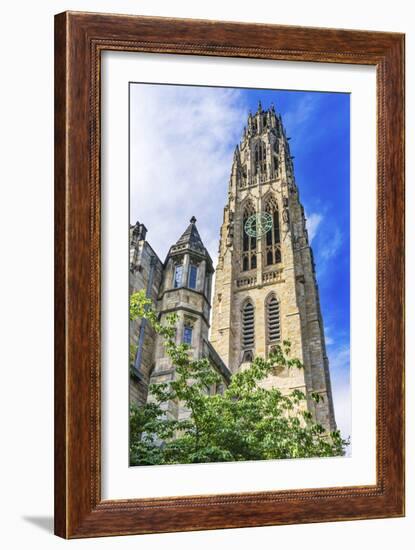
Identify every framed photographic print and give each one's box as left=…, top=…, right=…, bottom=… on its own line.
left=54, top=11, right=405, bottom=538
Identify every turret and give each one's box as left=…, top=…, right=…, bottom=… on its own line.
left=150, top=217, right=228, bottom=421
left=210, top=101, right=337, bottom=432
left=162, top=216, right=214, bottom=301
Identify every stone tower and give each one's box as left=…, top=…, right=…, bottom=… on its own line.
left=149, top=217, right=230, bottom=420
left=210, top=102, right=336, bottom=431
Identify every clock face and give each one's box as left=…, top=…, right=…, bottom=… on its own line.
left=244, top=212, right=273, bottom=238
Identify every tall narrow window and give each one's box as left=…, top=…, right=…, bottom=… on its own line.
left=242, top=203, right=256, bottom=271
left=273, top=141, right=279, bottom=175
left=254, top=140, right=266, bottom=176
left=173, top=264, right=183, bottom=288
left=183, top=325, right=193, bottom=345
left=273, top=155, right=278, bottom=171
left=188, top=264, right=198, bottom=290
left=264, top=196, right=281, bottom=266
left=242, top=301, right=255, bottom=349
left=267, top=296, right=281, bottom=343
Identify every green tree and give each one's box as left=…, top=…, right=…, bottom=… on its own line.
left=129, top=290, right=348, bottom=466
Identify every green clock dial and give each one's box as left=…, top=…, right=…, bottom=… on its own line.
left=244, top=212, right=273, bottom=238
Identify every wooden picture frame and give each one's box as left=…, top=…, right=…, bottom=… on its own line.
left=54, top=11, right=405, bottom=538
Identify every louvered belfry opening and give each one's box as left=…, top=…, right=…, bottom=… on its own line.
left=242, top=301, right=255, bottom=349
left=267, top=296, right=281, bottom=343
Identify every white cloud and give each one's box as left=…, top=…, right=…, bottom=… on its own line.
left=331, top=380, right=352, bottom=457
left=313, top=225, right=344, bottom=280
left=305, top=212, right=323, bottom=243
left=320, top=228, right=343, bottom=260
left=327, top=344, right=351, bottom=455
left=130, top=84, right=248, bottom=264
left=283, top=95, right=320, bottom=136
left=329, top=345, right=350, bottom=372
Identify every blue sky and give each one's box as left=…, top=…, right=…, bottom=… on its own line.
left=130, top=83, right=351, bottom=446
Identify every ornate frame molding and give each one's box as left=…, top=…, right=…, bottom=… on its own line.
left=55, top=11, right=405, bottom=538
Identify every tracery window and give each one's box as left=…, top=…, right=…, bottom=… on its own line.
left=266, top=295, right=281, bottom=343
left=272, top=140, right=279, bottom=174
left=242, top=202, right=257, bottom=271
left=254, top=140, right=266, bottom=176
left=264, top=196, right=281, bottom=266
left=242, top=301, right=255, bottom=350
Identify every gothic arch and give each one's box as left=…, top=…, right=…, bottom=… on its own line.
left=263, top=193, right=278, bottom=211
left=265, top=290, right=278, bottom=303
left=241, top=196, right=256, bottom=214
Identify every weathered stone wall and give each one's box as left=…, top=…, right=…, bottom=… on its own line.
left=129, top=106, right=336, bottom=434
left=210, top=105, right=336, bottom=432
left=129, top=231, right=163, bottom=407
left=149, top=220, right=231, bottom=422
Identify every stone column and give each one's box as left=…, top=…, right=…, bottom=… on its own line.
left=163, top=258, right=174, bottom=291
left=205, top=273, right=212, bottom=302
left=176, top=312, right=184, bottom=346
left=192, top=318, right=202, bottom=359
left=182, top=253, right=190, bottom=287
left=197, top=260, right=206, bottom=293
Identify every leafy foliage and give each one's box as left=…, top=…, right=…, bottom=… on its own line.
left=129, top=290, right=348, bottom=466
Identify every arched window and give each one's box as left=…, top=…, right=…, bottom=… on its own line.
left=273, top=155, right=278, bottom=172
left=254, top=140, right=266, bottom=176
left=272, top=140, right=279, bottom=174
left=264, top=196, right=281, bottom=266
left=242, top=301, right=255, bottom=350
left=242, top=202, right=257, bottom=271
left=266, top=295, right=281, bottom=343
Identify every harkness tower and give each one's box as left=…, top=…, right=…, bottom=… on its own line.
left=210, top=102, right=336, bottom=431
left=129, top=101, right=336, bottom=433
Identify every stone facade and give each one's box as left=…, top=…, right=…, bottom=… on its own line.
left=130, top=102, right=336, bottom=433
left=129, top=218, right=230, bottom=418
left=129, top=222, right=164, bottom=406
left=210, top=102, right=336, bottom=431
